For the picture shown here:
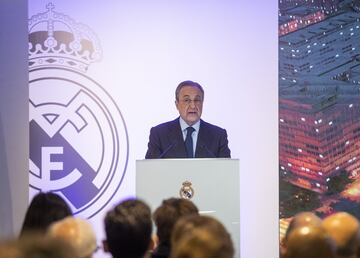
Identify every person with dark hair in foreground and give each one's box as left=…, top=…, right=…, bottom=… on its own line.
left=152, top=198, right=199, bottom=258
left=145, top=80, right=231, bottom=159
left=170, top=215, right=234, bottom=258
left=19, top=192, right=72, bottom=237
left=103, top=199, right=152, bottom=258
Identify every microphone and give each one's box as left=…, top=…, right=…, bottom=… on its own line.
left=159, top=141, right=177, bottom=158
left=201, top=144, right=216, bottom=158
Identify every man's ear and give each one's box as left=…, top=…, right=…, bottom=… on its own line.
left=175, top=100, right=179, bottom=110
left=102, top=240, right=110, bottom=253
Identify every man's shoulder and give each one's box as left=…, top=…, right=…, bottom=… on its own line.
left=151, top=118, right=179, bottom=131
left=200, top=119, right=226, bottom=133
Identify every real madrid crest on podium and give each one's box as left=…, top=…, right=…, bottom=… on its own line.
left=179, top=181, right=194, bottom=199
left=28, top=3, right=129, bottom=218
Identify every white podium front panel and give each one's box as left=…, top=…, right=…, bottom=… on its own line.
left=136, top=158, right=240, bottom=257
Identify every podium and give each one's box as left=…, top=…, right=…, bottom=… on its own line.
left=136, top=158, right=240, bottom=257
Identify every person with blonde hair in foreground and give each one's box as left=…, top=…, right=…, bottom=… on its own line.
left=0, top=234, right=75, bottom=258
left=170, top=215, right=234, bottom=258
left=284, top=212, right=322, bottom=241
left=322, top=212, right=360, bottom=258
left=283, top=225, right=337, bottom=258
left=47, top=217, right=97, bottom=258
left=281, top=211, right=322, bottom=257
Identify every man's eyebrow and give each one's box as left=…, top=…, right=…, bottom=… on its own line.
left=182, top=94, right=201, bottom=98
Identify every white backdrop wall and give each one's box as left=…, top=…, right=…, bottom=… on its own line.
left=2, top=1, right=278, bottom=258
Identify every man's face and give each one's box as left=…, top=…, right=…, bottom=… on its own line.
left=175, top=85, right=203, bottom=126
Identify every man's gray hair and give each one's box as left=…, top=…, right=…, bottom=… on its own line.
left=175, top=80, right=204, bottom=101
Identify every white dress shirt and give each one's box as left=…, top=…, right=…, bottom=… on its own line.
left=179, top=117, right=200, bottom=156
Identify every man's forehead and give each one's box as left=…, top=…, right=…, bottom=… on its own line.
left=179, top=86, right=203, bottom=95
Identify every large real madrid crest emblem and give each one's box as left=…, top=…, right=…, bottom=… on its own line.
left=28, top=3, right=129, bottom=218
left=179, top=181, right=194, bottom=199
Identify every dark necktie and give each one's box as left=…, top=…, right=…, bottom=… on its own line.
left=185, top=127, right=195, bottom=158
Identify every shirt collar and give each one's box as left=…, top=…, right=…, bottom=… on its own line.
left=179, top=117, right=200, bottom=132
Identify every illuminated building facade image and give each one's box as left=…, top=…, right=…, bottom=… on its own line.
left=279, top=94, right=360, bottom=192
left=279, top=0, right=360, bottom=228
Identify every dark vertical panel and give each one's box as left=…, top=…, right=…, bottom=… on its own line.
left=0, top=0, right=28, bottom=238
left=0, top=115, right=12, bottom=237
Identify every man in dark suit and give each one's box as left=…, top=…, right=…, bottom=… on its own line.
left=145, top=80, right=231, bottom=159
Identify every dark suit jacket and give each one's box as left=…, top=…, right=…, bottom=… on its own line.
left=145, top=118, right=231, bottom=159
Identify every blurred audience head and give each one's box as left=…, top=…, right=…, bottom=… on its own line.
left=322, top=212, right=360, bottom=258
left=47, top=217, right=97, bottom=258
left=20, top=192, right=72, bottom=237
left=104, top=198, right=152, bottom=258
left=0, top=234, right=76, bottom=258
left=284, top=225, right=337, bottom=258
left=153, top=198, right=199, bottom=245
left=281, top=211, right=322, bottom=257
left=170, top=215, right=234, bottom=258
left=284, top=212, right=322, bottom=242
left=171, top=214, right=228, bottom=245
left=0, top=239, right=22, bottom=258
